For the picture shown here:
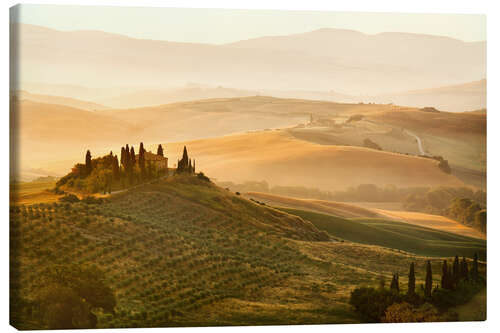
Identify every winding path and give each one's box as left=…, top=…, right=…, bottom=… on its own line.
left=404, top=129, right=426, bottom=156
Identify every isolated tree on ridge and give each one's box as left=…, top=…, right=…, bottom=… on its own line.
left=85, top=150, right=92, bottom=176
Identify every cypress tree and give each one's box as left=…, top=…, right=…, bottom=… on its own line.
left=461, top=256, right=469, bottom=282
left=139, top=142, right=146, bottom=172
left=408, top=262, right=415, bottom=296
left=390, top=273, right=399, bottom=293
left=441, top=260, right=450, bottom=289
left=424, top=260, right=432, bottom=298
left=193, top=159, right=196, bottom=173
left=85, top=150, right=92, bottom=176
left=178, top=146, right=189, bottom=172
left=112, top=155, right=120, bottom=179
left=453, top=255, right=460, bottom=287
left=120, top=147, right=125, bottom=167
left=188, top=158, right=192, bottom=173
left=125, top=144, right=130, bottom=173
left=130, top=146, right=136, bottom=169
left=472, top=253, right=479, bottom=283
left=157, top=144, right=164, bottom=157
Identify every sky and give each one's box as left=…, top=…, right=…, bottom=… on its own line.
left=11, top=4, right=486, bottom=44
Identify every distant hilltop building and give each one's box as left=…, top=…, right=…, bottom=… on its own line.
left=144, top=151, right=168, bottom=171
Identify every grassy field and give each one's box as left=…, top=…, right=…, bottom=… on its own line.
left=280, top=208, right=486, bottom=260
left=10, top=174, right=479, bottom=329
left=9, top=180, right=61, bottom=205
left=453, top=288, right=487, bottom=321
left=246, top=192, right=484, bottom=240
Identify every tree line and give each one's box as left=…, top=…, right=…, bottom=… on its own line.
left=350, top=253, right=484, bottom=323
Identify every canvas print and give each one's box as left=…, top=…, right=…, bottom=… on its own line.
left=9, top=4, right=486, bottom=329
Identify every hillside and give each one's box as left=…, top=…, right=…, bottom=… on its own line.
left=13, top=96, right=485, bottom=185
left=281, top=208, right=486, bottom=260
left=164, top=130, right=464, bottom=191
left=245, top=192, right=484, bottom=240
left=13, top=90, right=109, bottom=111
left=11, top=174, right=479, bottom=328
left=371, top=79, right=486, bottom=112
left=12, top=23, right=485, bottom=94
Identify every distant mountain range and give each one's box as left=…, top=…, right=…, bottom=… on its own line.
left=11, top=23, right=485, bottom=96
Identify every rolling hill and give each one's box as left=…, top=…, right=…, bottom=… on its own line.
left=11, top=174, right=482, bottom=328
left=281, top=208, right=486, bottom=260
left=12, top=90, right=109, bottom=111
left=164, top=130, right=464, bottom=191
left=370, top=79, right=486, bottom=112
left=245, top=191, right=484, bottom=240
left=12, top=96, right=484, bottom=186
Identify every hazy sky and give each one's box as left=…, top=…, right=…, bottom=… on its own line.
left=11, top=4, right=486, bottom=44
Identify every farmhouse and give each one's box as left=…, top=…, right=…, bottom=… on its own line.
left=144, top=151, right=168, bottom=170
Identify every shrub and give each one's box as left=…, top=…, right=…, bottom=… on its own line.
left=349, top=287, right=401, bottom=322
left=382, top=302, right=440, bottom=323
left=197, top=172, right=210, bottom=182
left=59, top=194, right=80, bottom=203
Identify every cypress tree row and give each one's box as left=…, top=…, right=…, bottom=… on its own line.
left=425, top=260, right=433, bottom=298
left=408, top=262, right=415, bottom=296
left=177, top=146, right=194, bottom=173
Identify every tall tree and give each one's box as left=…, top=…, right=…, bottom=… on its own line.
left=390, top=273, right=399, bottom=293
left=85, top=150, right=92, bottom=176
left=112, top=155, right=120, bottom=180
left=130, top=146, right=136, bottom=169
left=452, top=255, right=460, bottom=286
left=120, top=147, right=125, bottom=167
left=408, top=262, right=415, bottom=296
left=461, top=257, right=469, bottom=282
left=193, top=159, right=196, bottom=173
left=138, top=142, right=146, bottom=173
left=125, top=145, right=130, bottom=173
left=441, top=260, right=450, bottom=289
left=177, top=146, right=189, bottom=172
left=425, top=260, right=433, bottom=298
left=157, top=144, right=164, bottom=157
left=472, top=253, right=479, bottom=283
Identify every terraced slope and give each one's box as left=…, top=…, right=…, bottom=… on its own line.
left=10, top=175, right=463, bottom=329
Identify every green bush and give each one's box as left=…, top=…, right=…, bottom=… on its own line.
left=59, top=194, right=80, bottom=203
left=349, top=287, right=401, bottom=322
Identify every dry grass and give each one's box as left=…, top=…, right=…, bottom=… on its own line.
left=10, top=181, right=61, bottom=205
left=165, top=130, right=464, bottom=191
left=376, top=210, right=485, bottom=240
